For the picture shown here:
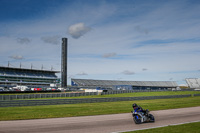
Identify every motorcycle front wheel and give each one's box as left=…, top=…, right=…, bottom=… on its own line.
left=149, top=114, right=155, bottom=122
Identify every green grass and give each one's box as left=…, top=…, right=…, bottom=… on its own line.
left=13, top=91, right=200, bottom=100
left=96, top=91, right=200, bottom=98
left=0, top=96, right=200, bottom=121
left=126, top=121, right=200, bottom=133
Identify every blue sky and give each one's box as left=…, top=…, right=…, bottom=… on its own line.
left=0, top=0, right=200, bottom=85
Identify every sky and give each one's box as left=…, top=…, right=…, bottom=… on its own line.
left=0, top=0, right=200, bottom=85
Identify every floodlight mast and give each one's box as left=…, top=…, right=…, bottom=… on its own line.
left=61, top=38, right=68, bottom=88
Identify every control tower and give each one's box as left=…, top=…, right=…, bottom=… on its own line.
left=61, top=38, right=68, bottom=88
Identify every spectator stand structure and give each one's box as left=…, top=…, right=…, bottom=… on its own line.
left=0, top=66, right=59, bottom=89
left=185, top=78, right=200, bottom=89
left=71, top=78, right=178, bottom=91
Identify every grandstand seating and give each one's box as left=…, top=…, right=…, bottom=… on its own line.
left=71, top=78, right=178, bottom=90
left=185, top=78, right=200, bottom=89
left=0, top=66, right=59, bottom=87
left=0, top=69, right=57, bottom=79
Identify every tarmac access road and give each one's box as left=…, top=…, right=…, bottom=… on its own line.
left=0, top=106, right=200, bottom=133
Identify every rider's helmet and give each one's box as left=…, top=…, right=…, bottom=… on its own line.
left=132, top=103, right=138, bottom=109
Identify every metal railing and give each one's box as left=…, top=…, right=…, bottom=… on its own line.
left=0, top=89, right=196, bottom=101
left=0, top=94, right=195, bottom=107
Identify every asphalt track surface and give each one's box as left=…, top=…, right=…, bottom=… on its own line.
left=0, top=106, right=200, bottom=133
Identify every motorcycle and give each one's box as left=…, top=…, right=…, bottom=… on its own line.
left=131, top=106, right=155, bottom=124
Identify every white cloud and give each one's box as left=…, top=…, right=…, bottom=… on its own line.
left=122, top=70, right=135, bottom=75
left=68, top=23, right=91, bottom=39
left=9, top=55, right=24, bottom=60
left=134, top=26, right=149, bottom=35
left=102, top=53, right=117, bottom=58
left=17, top=37, right=31, bottom=44
left=142, top=68, right=148, bottom=71
left=76, top=72, right=88, bottom=76
left=41, top=35, right=61, bottom=45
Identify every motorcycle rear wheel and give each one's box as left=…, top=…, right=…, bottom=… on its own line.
left=134, top=116, right=142, bottom=124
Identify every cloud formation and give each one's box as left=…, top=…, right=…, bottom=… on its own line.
left=68, top=22, right=91, bottom=39
left=142, top=68, right=148, bottom=71
left=134, top=26, right=149, bottom=35
left=122, top=70, right=135, bottom=75
left=1, top=1, right=200, bottom=85
left=41, top=35, right=61, bottom=45
left=76, top=72, right=88, bottom=75
left=16, top=37, right=31, bottom=44
left=102, top=53, right=117, bottom=58
left=9, top=55, right=24, bottom=60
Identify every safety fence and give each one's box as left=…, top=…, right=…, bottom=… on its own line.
left=0, top=89, right=181, bottom=100
left=0, top=94, right=197, bottom=107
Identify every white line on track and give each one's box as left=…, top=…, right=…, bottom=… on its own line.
left=112, top=120, right=200, bottom=133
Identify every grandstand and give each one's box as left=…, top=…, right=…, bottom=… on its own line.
left=0, top=66, right=59, bottom=87
left=185, top=78, right=200, bottom=89
left=71, top=78, right=178, bottom=90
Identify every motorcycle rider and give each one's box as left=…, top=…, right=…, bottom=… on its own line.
left=132, top=103, right=148, bottom=115
left=132, top=103, right=155, bottom=123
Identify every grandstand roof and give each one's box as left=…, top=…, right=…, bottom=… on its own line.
left=71, top=78, right=178, bottom=87
left=0, top=66, right=60, bottom=73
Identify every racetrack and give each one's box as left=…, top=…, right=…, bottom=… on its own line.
left=0, top=106, right=200, bottom=133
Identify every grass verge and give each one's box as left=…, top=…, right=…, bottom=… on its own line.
left=12, top=91, right=200, bottom=100
left=126, top=121, right=200, bottom=133
left=0, top=96, right=200, bottom=121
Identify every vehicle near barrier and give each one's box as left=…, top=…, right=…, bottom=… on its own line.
left=131, top=103, right=155, bottom=124
left=11, top=88, right=21, bottom=91
left=12, top=85, right=28, bottom=91
left=34, top=88, right=42, bottom=91
left=0, top=87, right=4, bottom=91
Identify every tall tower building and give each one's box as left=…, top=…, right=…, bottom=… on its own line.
left=61, top=38, right=67, bottom=88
